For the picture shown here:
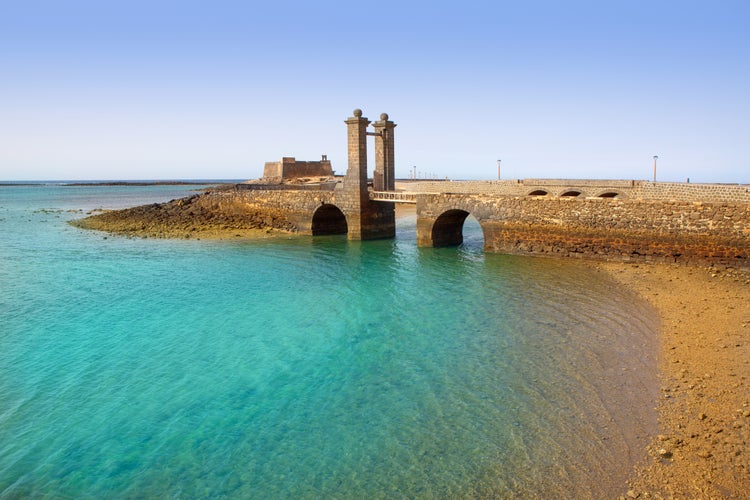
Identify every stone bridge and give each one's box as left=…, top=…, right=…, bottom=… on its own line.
left=204, top=109, right=750, bottom=266
left=413, top=192, right=750, bottom=265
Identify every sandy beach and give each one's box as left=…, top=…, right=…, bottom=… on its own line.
left=598, top=262, right=750, bottom=498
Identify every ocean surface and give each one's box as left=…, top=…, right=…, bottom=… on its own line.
left=0, top=183, right=659, bottom=498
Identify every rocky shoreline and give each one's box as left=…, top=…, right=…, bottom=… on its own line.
left=71, top=191, right=298, bottom=239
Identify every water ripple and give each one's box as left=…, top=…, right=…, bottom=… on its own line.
left=0, top=185, right=659, bottom=498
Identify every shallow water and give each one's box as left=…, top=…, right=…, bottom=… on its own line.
left=0, top=184, right=658, bottom=497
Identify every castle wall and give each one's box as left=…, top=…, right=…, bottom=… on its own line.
left=263, top=157, right=334, bottom=183
left=262, top=162, right=283, bottom=180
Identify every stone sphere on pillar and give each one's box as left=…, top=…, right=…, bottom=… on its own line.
left=353, top=109, right=362, bottom=118
left=380, top=113, right=389, bottom=121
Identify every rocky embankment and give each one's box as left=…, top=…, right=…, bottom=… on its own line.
left=71, top=191, right=298, bottom=239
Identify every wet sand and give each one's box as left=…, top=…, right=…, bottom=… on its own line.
left=598, top=262, right=750, bottom=498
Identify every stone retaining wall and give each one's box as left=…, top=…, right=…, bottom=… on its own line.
left=201, top=188, right=335, bottom=233
left=417, top=194, right=750, bottom=266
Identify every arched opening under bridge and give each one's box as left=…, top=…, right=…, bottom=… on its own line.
left=597, top=191, right=620, bottom=198
left=311, top=204, right=348, bottom=236
left=431, top=209, right=484, bottom=248
left=528, top=190, right=549, bottom=196
left=560, top=190, right=582, bottom=197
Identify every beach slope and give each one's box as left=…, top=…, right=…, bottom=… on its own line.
left=600, top=263, right=750, bottom=498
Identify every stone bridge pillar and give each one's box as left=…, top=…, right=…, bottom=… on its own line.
left=372, top=113, right=396, bottom=192
left=345, top=109, right=370, bottom=195
left=339, top=109, right=395, bottom=240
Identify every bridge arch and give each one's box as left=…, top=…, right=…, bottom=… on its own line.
left=527, top=189, right=549, bottom=196
left=596, top=191, right=622, bottom=198
left=560, top=190, right=582, bottom=197
left=430, top=209, right=485, bottom=247
left=311, top=204, right=348, bottom=235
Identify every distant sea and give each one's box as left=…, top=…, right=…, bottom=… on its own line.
left=0, top=182, right=659, bottom=498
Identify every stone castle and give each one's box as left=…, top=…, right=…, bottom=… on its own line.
left=262, top=156, right=333, bottom=183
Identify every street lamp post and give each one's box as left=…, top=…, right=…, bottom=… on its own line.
left=653, top=155, right=659, bottom=182
left=497, top=159, right=501, bottom=180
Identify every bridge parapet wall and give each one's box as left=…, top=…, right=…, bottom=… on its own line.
left=237, top=182, right=338, bottom=191
left=406, top=180, right=636, bottom=198
left=521, top=179, right=637, bottom=188
left=632, top=182, right=750, bottom=204
left=403, top=180, right=523, bottom=195
left=417, top=193, right=750, bottom=266
left=201, top=187, right=337, bottom=234
left=405, top=179, right=750, bottom=204
left=201, top=185, right=389, bottom=237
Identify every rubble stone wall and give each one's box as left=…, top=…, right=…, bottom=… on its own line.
left=416, top=193, right=750, bottom=266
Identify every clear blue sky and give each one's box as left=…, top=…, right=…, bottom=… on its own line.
left=1, top=0, right=748, bottom=182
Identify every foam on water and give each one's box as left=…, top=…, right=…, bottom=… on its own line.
left=0, top=185, right=659, bottom=497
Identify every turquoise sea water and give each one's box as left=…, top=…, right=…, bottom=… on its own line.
left=0, top=184, right=659, bottom=498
